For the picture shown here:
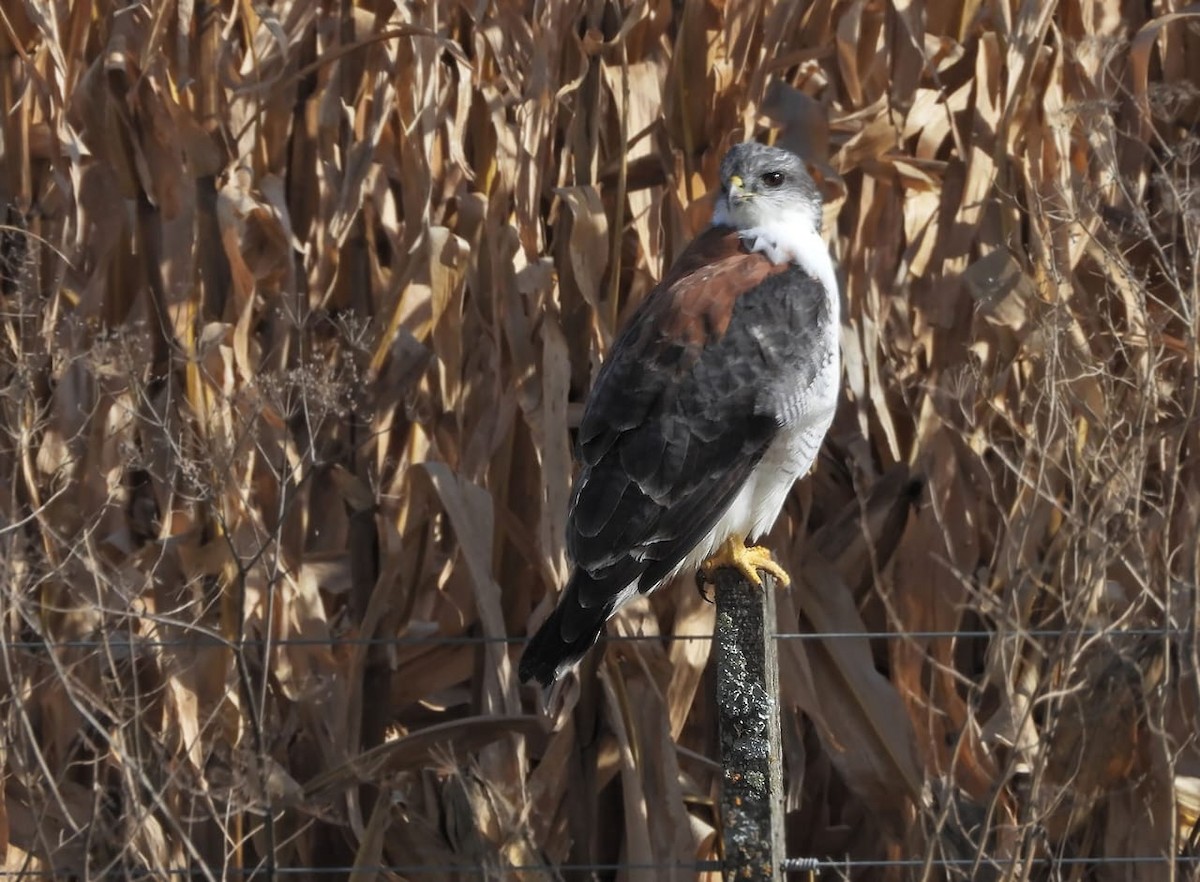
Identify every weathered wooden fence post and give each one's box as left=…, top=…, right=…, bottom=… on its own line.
left=714, top=568, right=786, bottom=881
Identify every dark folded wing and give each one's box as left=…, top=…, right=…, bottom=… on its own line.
left=564, top=227, right=831, bottom=623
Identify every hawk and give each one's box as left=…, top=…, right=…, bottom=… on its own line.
left=519, top=142, right=840, bottom=687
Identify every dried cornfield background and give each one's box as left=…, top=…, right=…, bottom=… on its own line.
left=2, top=0, right=1200, bottom=879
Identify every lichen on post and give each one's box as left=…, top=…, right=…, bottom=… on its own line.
left=714, top=567, right=786, bottom=882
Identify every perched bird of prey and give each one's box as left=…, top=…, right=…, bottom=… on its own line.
left=519, top=142, right=840, bottom=687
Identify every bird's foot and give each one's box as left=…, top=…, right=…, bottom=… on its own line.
left=743, top=229, right=797, bottom=265
left=697, top=536, right=791, bottom=589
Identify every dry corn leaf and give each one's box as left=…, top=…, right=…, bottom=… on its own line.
left=794, top=551, right=924, bottom=835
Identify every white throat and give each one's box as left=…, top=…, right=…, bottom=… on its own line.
left=713, top=205, right=839, bottom=314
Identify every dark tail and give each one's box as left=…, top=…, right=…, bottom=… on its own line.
left=518, top=583, right=612, bottom=687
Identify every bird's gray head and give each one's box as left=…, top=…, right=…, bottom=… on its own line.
left=712, top=142, right=823, bottom=233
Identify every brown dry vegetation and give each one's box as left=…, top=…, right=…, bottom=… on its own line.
left=1, top=0, right=1199, bottom=880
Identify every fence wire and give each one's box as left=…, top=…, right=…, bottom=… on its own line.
left=4, top=622, right=1193, bottom=878
left=1, top=625, right=1194, bottom=652
left=0, top=855, right=1193, bottom=877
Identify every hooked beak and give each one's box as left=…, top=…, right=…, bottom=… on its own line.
left=727, top=174, right=751, bottom=205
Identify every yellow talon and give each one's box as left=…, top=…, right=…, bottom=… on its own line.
left=698, top=535, right=791, bottom=588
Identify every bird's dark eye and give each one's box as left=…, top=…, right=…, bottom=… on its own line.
left=762, top=171, right=785, bottom=188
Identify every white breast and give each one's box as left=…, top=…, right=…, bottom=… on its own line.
left=679, top=351, right=838, bottom=572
